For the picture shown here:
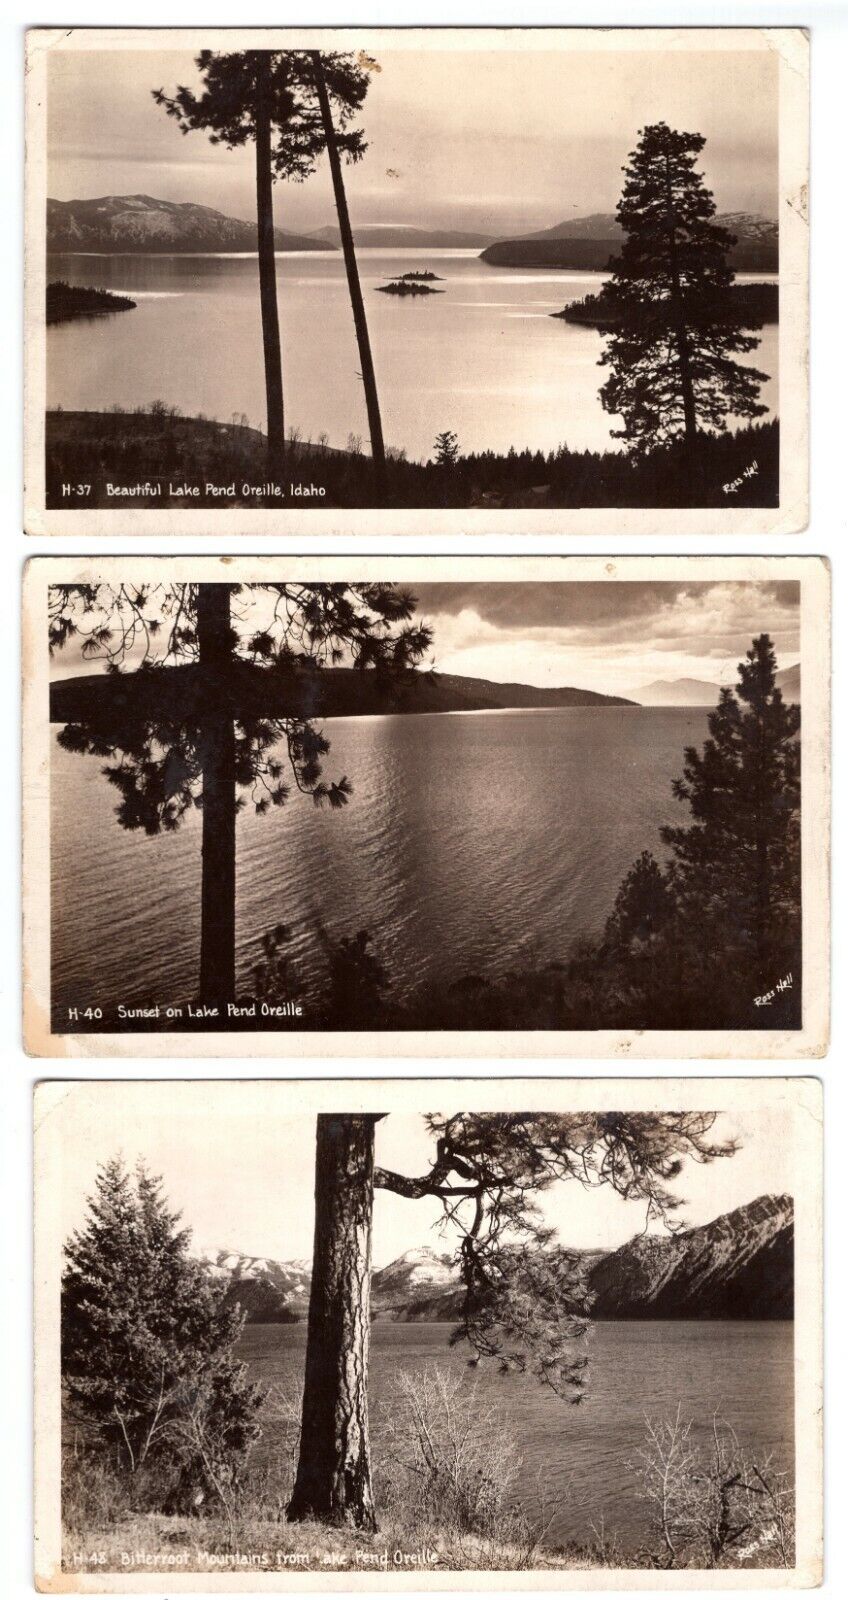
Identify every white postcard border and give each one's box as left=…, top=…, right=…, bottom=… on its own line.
left=21, top=552, right=831, bottom=1060
left=23, top=26, right=808, bottom=537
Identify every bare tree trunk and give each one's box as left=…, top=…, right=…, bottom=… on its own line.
left=663, top=156, right=698, bottom=449
left=287, top=1113, right=379, bottom=1528
left=254, top=52, right=285, bottom=477
left=197, top=584, right=236, bottom=1008
left=309, top=51, right=386, bottom=494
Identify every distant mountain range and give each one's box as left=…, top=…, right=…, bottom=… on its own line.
left=309, top=223, right=494, bottom=249
left=776, top=663, right=801, bottom=700
left=47, top=195, right=332, bottom=254
left=201, top=1195, right=793, bottom=1325
left=636, top=663, right=800, bottom=707
left=50, top=664, right=635, bottom=727
left=637, top=677, right=726, bottom=707
left=481, top=212, right=778, bottom=273
left=47, top=198, right=778, bottom=274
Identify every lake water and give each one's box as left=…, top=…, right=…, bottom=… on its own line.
left=51, top=705, right=709, bottom=1021
left=46, top=250, right=778, bottom=460
left=239, top=1320, right=794, bottom=1552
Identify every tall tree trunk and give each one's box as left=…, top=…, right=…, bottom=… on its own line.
left=254, top=52, right=285, bottom=477
left=309, top=51, right=386, bottom=494
left=197, top=584, right=236, bottom=1008
left=288, top=1114, right=379, bottom=1529
left=664, top=156, right=698, bottom=448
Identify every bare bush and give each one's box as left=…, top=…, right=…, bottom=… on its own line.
left=259, top=1379, right=304, bottom=1491
left=375, top=1365, right=529, bottom=1544
left=632, top=1406, right=795, bottom=1570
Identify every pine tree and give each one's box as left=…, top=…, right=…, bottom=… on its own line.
left=433, top=430, right=460, bottom=467
left=49, top=582, right=432, bottom=1006
left=154, top=52, right=378, bottom=476
left=308, top=51, right=386, bottom=485
left=599, top=123, right=769, bottom=460
left=603, top=849, right=673, bottom=950
left=660, top=633, right=800, bottom=990
left=62, top=1158, right=262, bottom=1491
left=287, top=1111, right=734, bottom=1529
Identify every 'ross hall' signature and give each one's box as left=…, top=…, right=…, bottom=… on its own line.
left=754, top=972, right=793, bottom=1007
left=723, top=460, right=759, bottom=495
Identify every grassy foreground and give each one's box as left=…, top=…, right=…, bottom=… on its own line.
left=61, top=1510, right=599, bottom=1576
left=45, top=407, right=779, bottom=510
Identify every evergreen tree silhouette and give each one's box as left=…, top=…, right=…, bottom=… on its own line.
left=661, top=633, right=800, bottom=991
left=600, top=123, right=769, bottom=466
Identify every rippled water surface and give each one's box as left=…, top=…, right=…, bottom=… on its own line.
left=51, top=706, right=709, bottom=1020
left=240, top=1320, right=793, bottom=1552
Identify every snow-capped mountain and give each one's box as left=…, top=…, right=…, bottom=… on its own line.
left=197, top=1248, right=312, bottom=1321
left=198, top=1196, right=793, bottom=1325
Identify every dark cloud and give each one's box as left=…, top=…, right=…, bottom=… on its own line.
left=412, top=580, right=799, bottom=636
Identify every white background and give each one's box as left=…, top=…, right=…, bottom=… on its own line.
left=2, top=1, right=845, bottom=1596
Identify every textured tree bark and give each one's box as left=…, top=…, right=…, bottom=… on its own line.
left=254, top=53, right=285, bottom=475
left=663, top=156, right=699, bottom=448
left=309, top=51, right=386, bottom=492
left=287, top=1114, right=379, bottom=1528
left=197, top=584, right=237, bottom=1007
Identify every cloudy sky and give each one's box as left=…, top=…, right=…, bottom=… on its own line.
left=47, top=40, right=778, bottom=236
left=48, top=580, right=800, bottom=700
left=55, top=1088, right=793, bottom=1269
left=413, top=580, right=800, bottom=697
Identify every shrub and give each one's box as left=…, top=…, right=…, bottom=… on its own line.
left=632, top=1406, right=795, bottom=1569
left=376, top=1365, right=523, bottom=1535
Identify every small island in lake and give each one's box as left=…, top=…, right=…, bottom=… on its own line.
left=553, top=280, right=778, bottom=331
left=397, top=270, right=444, bottom=282
left=376, top=278, right=444, bottom=296
left=47, top=281, right=137, bottom=326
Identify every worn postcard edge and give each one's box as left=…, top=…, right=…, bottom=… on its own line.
left=21, top=552, right=831, bottom=1061
left=23, top=25, right=808, bottom=537
left=33, top=1074, right=823, bottom=1591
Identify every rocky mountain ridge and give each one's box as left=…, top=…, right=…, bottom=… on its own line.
left=202, top=1195, right=793, bottom=1324
left=589, top=1193, right=793, bottom=1320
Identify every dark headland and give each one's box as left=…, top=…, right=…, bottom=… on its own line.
left=47, top=281, right=137, bottom=326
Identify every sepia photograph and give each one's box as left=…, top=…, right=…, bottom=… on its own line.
left=33, top=1077, right=823, bottom=1589
left=22, top=555, right=829, bottom=1058
left=24, top=27, right=808, bottom=534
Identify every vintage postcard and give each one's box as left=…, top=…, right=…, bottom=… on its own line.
left=34, top=1076, right=823, bottom=1589
left=24, top=26, right=808, bottom=535
left=22, top=554, right=829, bottom=1059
